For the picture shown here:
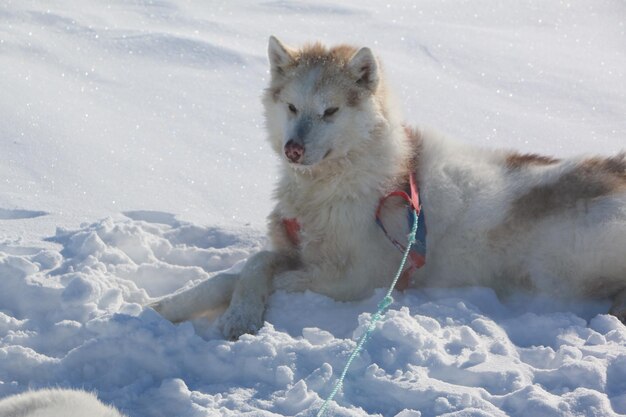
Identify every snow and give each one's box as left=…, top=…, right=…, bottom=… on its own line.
left=0, top=1, right=625, bottom=416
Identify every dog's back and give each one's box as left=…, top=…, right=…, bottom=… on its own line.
left=415, top=129, right=626, bottom=312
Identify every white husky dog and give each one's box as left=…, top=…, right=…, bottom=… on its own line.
left=0, top=389, right=125, bottom=417
left=152, top=37, right=626, bottom=340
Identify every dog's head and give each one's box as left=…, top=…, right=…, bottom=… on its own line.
left=263, top=36, right=384, bottom=168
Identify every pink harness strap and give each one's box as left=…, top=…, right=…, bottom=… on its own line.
left=375, top=172, right=425, bottom=290
left=282, top=218, right=301, bottom=246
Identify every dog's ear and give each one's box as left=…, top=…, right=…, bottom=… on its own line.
left=347, top=47, right=379, bottom=91
left=268, top=36, right=296, bottom=77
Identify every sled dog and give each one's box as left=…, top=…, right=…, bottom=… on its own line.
left=0, top=389, right=125, bottom=417
left=152, top=37, right=626, bottom=339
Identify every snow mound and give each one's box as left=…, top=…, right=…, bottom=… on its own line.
left=1, top=217, right=625, bottom=416
left=1, top=0, right=625, bottom=415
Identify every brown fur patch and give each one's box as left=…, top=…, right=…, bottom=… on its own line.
left=581, top=154, right=626, bottom=179
left=268, top=42, right=362, bottom=105
left=506, top=153, right=560, bottom=170
left=583, top=276, right=626, bottom=299
left=510, top=154, right=626, bottom=220
left=269, top=86, right=282, bottom=102
left=404, top=125, right=422, bottom=144
left=346, top=89, right=361, bottom=107
left=272, top=42, right=358, bottom=76
left=403, top=125, right=424, bottom=183
left=296, top=43, right=358, bottom=67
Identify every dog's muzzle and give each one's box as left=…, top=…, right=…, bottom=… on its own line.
left=284, top=140, right=304, bottom=163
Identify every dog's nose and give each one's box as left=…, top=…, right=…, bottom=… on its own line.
left=284, top=140, right=304, bottom=163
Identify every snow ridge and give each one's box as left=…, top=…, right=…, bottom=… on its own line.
left=1, top=215, right=625, bottom=416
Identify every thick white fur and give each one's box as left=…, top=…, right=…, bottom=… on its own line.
left=152, top=38, right=626, bottom=339
left=415, top=133, right=626, bottom=296
left=0, top=388, right=125, bottom=417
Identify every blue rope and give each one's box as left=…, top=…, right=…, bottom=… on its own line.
left=315, top=209, right=419, bottom=417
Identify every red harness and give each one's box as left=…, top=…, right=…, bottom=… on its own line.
left=374, top=172, right=425, bottom=290
left=282, top=172, right=425, bottom=291
left=282, top=217, right=301, bottom=247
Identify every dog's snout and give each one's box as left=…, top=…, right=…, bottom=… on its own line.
left=284, top=140, right=304, bottom=163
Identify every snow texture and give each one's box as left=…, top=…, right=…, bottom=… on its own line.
left=1, top=1, right=625, bottom=416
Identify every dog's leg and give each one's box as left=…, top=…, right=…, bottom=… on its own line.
left=273, top=269, right=314, bottom=293
left=609, top=288, right=626, bottom=323
left=149, top=272, right=238, bottom=323
left=218, top=251, right=295, bottom=340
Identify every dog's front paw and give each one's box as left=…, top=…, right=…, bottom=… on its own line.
left=148, top=297, right=182, bottom=323
left=273, top=270, right=312, bottom=292
left=218, top=302, right=265, bottom=340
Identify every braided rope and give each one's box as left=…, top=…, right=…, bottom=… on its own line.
left=315, top=209, right=419, bottom=417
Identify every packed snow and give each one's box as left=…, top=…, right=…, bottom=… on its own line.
left=1, top=1, right=625, bottom=416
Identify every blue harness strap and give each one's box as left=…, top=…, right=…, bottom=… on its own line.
left=412, top=205, right=427, bottom=257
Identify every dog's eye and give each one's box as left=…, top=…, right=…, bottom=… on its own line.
left=288, top=103, right=297, bottom=114
left=323, top=107, right=339, bottom=118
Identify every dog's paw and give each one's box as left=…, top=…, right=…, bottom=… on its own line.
left=218, top=302, right=265, bottom=340
left=147, top=298, right=166, bottom=315
left=147, top=297, right=184, bottom=323
left=273, top=270, right=312, bottom=293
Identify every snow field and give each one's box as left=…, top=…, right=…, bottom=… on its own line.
left=0, top=214, right=625, bottom=416
left=1, top=0, right=625, bottom=416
